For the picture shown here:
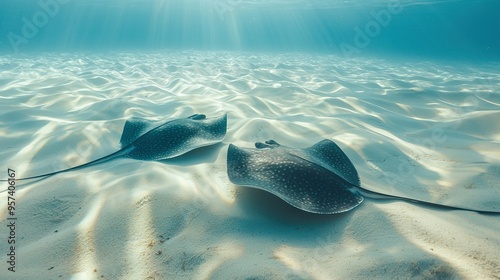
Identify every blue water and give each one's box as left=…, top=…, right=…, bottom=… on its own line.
left=1, top=0, right=499, bottom=61
left=1, top=2, right=500, bottom=278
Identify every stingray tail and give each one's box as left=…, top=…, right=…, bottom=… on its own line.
left=0, top=147, right=132, bottom=183
left=355, top=186, right=500, bottom=215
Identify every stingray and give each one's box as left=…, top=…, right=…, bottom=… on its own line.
left=4, top=113, right=227, bottom=182
left=227, top=139, right=500, bottom=214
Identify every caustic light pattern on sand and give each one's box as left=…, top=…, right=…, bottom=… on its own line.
left=2, top=113, right=227, bottom=182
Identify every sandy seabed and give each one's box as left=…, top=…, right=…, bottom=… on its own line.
left=0, top=51, right=499, bottom=279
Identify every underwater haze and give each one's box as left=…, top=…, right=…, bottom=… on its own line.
left=0, top=0, right=499, bottom=60
left=1, top=1, right=500, bottom=279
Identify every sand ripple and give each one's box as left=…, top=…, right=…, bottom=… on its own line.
left=0, top=51, right=499, bottom=279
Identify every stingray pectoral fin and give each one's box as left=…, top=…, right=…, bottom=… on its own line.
left=120, top=117, right=162, bottom=148
left=227, top=144, right=253, bottom=182
left=259, top=165, right=365, bottom=214
left=304, top=139, right=361, bottom=187
left=277, top=182, right=364, bottom=214
left=236, top=181, right=364, bottom=214
left=201, top=113, right=227, bottom=140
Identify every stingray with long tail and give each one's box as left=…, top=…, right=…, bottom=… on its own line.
left=1, top=113, right=227, bottom=185
left=227, top=139, right=500, bottom=214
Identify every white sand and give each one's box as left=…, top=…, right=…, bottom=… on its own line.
left=0, top=51, right=499, bottom=279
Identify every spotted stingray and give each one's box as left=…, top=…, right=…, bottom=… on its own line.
left=227, top=139, right=500, bottom=214
left=5, top=113, right=227, bottom=182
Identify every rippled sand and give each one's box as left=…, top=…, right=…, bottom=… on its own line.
left=0, top=51, right=499, bottom=279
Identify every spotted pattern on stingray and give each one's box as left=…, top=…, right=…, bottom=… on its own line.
left=8, top=114, right=227, bottom=181
left=124, top=113, right=227, bottom=160
left=227, top=139, right=363, bottom=214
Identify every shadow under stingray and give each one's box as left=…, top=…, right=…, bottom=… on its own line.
left=235, top=187, right=352, bottom=225
left=160, top=142, right=226, bottom=166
